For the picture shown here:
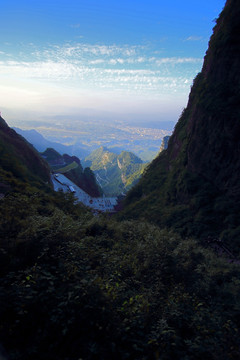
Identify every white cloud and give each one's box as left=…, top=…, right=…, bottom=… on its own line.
left=154, top=57, right=202, bottom=66
left=0, top=41, right=202, bottom=120
left=89, top=59, right=105, bottom=65
left=109, top=59, right=117, bottom=65
left=0, top=55, right=198, bottom=96
left=0, top=50, right=11, bottom=57
left=185, top=36, right=203, bottom=41
left=46, top=44, right=139, bottom=59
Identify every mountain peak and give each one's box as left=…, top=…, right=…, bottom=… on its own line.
left=0, top=115, right=9, bottom=129
left=122, top=0, right=240, bottom=247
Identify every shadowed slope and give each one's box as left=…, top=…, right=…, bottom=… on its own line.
left=0, top=116, right=51, bottom=189
left=122, top=0, right=240, bottom=250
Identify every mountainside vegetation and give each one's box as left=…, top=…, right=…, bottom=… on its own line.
left=1, top=1, right=240, bottom=359
left=1, top=190, right=240, bottom=360
left=0, top=116, right=51, bottom=194
left=42, top=148, right=102, bottom=197
left=122, top=0, right=240, bottom=254
left=84, top=146, right=147, bottom=196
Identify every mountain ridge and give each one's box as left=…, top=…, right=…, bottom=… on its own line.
left=13, top=126, right=90, bottom=159
left=84, top=146, right=146, bottom=196
left=41, top=148, right=102, bottom=197
left=121, top=0, right=240, bottom=249
left=0, top=116, right=51, bottom=190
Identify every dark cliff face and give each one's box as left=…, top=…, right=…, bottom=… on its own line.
left=159, top=136, right=170, bottom=153
left=0, top=116, right=51, bottom=187
left=122, top=0, right=240, bottom=248
left=183, top=0, right=240, bottom=193
left=165, top=0, right=240, bottom=193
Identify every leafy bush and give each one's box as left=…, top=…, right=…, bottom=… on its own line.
left=1, top=193, right=240, bottom=359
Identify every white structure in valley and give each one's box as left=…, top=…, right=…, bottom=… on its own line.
left=51, top=174, right=118, bottom=212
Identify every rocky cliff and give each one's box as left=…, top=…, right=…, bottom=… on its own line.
left=41, top=148, right=102, bottom=197
left=159, top=136, right=170, bottom=153
left=122, top=0, right=240, bottom=250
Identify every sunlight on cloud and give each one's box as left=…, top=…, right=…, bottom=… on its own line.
left=0, top=42, right=203, bottom=119
left=152, top=57, right=202, bottom=65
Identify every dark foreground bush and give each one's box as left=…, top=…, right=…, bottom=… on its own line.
left=1, top=193, right=240, bottom=359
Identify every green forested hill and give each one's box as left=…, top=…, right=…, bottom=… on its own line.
left=84, top=146, right=146, bottom=196
left=0, top=116, right=51, bottom=192
left=41, top=148, right=102, bottom=197
left=122, top=0, right=240, bottom=252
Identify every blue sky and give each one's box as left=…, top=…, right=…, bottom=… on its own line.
left=0, top=0, right=226, bottom=126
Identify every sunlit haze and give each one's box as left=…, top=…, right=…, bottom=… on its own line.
left=1, top=0, right=225, bottom=127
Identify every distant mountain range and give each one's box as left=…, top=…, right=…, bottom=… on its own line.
left=1, top=118, right=170, bottom=199
left=13, top=127, right=90, bottom=159
left=84, top=146, right=147, bottom=196
left=12, top=121, right=172, bottom=162
left=13, top=126, right=152, bottom=197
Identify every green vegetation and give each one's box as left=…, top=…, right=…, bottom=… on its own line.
left=2, top=109, right=240, bottom=359
left=41, top=147, right=63, bottom=164
left=60, top=166, right=102, bottom=197
left=41, top=148, right=102, bottom=197
left=57, top=161, right=79, bottom=173
left=0, top=117, right=50, bottom=188
left=84, top=146, right=147, bottom=196
left=1, top=191, right=240, bottom=360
